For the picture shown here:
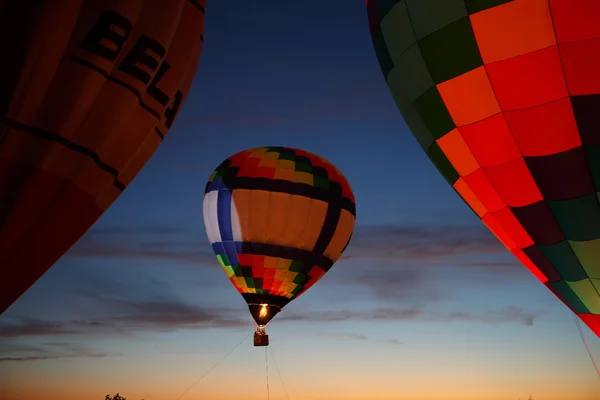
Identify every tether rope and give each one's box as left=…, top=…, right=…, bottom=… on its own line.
left=174, top=331, right=252, bottom=400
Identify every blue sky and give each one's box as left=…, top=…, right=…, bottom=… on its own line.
left=1, top=1, right=599, bottom=399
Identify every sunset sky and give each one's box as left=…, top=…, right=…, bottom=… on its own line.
left=1, top=1, right=599, bottom=400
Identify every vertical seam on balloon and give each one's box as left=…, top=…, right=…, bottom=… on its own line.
left=229, top=188, right=244, bottom=287
left=295, top=160, right=317, bottom=293
left=315, top=158, right=348, bottom=260
left=547, top=0, right=600, bottom=299
left=221, top=190, right=239, bottom=282
left=260, top=173, right=271, bottom=295
left=312, top=201, right=342, bottom=257
left=233, top=153, right=248, bottom=289
left=274, top=152, right=291, bottom=296
left=242, top=151, right=255, bottom=295
left=255, top=151, right=272, bottom=295
left=228, top=188, right=243, bottom=288
left=290, top=151, right=323, bottom=298
left=217, top=189, right=234, bottom=242
left=295, top=164, right=316, bottom=252
left=281, top=187, right=295, bottom=298
left=278, top=148, right=296, bottom=298
left=273, top=148, right=292, bottom=298
left=262, top=152, right=275, bottom=295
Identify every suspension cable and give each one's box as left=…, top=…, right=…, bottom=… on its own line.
left=174, top=331, right=252, bottom=400
left=265, top=346, right=271, bottom=400
left=269, top=345, right=291, bottom=400
left=573, top=315, right=600, bottom=379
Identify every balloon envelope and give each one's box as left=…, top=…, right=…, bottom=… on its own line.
left=0, top=0, right=206, bottom=314
left=367, top=0, right=600, bottom=336
left=203, top=147, right=356, bottom=326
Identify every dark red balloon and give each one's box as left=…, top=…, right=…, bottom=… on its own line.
left=0, top=0, right=206, bottom=314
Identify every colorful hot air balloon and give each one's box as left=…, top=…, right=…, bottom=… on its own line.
left=0, top=0, right=206, bottom=315
left=366, top=0, right=600, bottom=337
left=203, top=147, right=356, bottom=346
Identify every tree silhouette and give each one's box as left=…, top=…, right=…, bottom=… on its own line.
left=105, top=394, right=126, bottom=400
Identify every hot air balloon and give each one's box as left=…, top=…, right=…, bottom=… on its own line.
left=366, top=0, right=600, bottom=337
left=203, top=147, right=356, bottom=346
left=0, top=0, right=206, bottom=315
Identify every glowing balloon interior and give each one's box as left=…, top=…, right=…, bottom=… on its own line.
left=366, top=0, right=600, bottom=336
left=203, top=147, right=356, bottom=346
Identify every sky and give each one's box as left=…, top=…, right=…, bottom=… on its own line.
left=1, top=1, right=599, bottom=400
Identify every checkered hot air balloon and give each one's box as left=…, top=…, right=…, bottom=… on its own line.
left=366, top=0, right=600, bottom=337
left=203, top=147, right=356, bottom=346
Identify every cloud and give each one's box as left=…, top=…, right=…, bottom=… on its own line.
left=1, top=223, right=535, bottom=346
left=333, top=267, right=446, bottom=304
left=342, top=225, right=508, bottom=263
left=57, top=223, right=527, bottom=309
left=1, top=256, right=247, bottom=342
left=333, top=332, right=368, bottom=341
left=0, top=341, right=121, bottom=363
left=0, top=296, right=249, bottom=340
left=89, top=227, right=185, bottom=235
left=279, top=306, right=537, bottom=327
left=66, top=225, right=216, bottom=266
left=325, top=332, right=404, bottom=346
left=277, top=308, right=422, bottom=323
left=0, top=317, right=79, bottom=338
left=441, top=306, right=536, bottom=327
left=0, top=299, right=537, bottom=344
left=316, top=225, right=525, bottom=304
left=384, top=338, right=404, bottom=345
left=70, top=224, right=511, bottom=268
left=102, top=298, right=248, bottom=331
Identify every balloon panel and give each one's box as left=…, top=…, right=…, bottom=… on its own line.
left=367, top=0, right=600, bottom=336
left=204, top=147, right=356, bottom=302
left=0, top=0, right=206, bottom=314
